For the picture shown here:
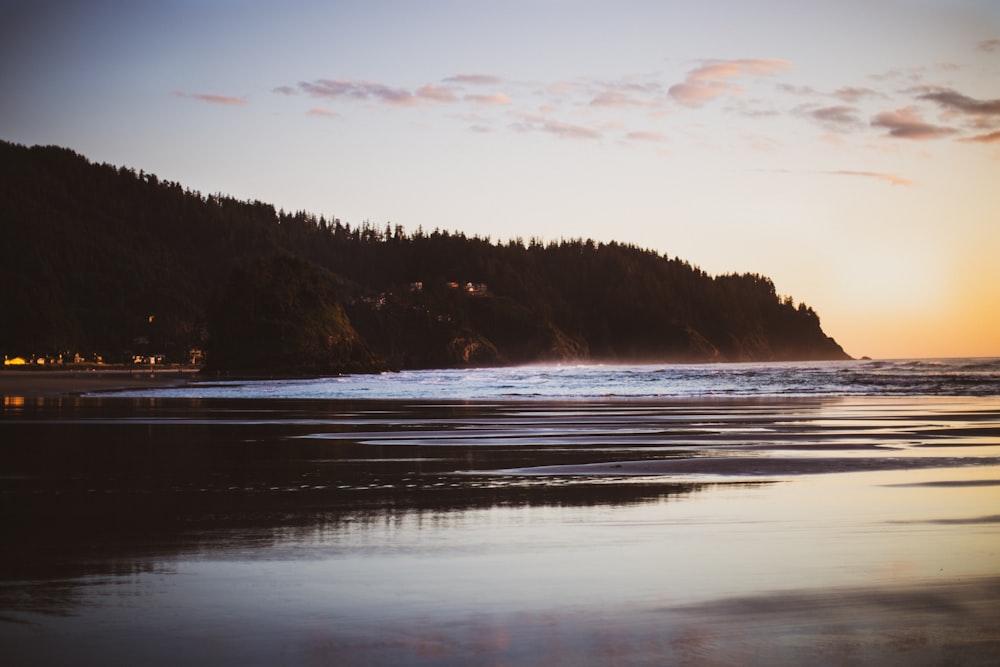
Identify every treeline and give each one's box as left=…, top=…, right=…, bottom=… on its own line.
left=0, top=140, right=849, bottom=374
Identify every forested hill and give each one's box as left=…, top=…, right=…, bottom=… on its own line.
left=0, top=140, right=850, bottom=374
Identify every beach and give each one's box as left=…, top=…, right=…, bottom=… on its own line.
left=2, top=384, right=998, bottom=665
left=0, top=366, right=199, bottom=397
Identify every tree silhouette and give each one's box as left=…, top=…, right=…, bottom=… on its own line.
left=0, top=140, right=851, bottom=371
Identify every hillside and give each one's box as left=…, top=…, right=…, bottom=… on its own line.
left=0, top=140, right=850, bottom=373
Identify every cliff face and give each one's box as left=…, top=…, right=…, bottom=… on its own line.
left=205, top=255, right=384, bottom=375
left=0, top=141, right=850, bottom=373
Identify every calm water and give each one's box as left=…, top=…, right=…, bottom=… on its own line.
left=2, top=360, right=999, bottom=665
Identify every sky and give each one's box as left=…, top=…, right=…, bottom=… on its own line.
left=2, top=0, right=998, bottom=359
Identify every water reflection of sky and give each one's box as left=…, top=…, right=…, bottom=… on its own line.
left=38, top=464, right=1000, bottom=610
left=2, top=395, right=999, bottom=665
left=10, top=465, right=997, bottom=666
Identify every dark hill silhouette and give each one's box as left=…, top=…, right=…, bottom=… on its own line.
left=0, top=140, right=850, bottom=373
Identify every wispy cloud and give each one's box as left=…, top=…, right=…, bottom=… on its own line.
left=977, top=38, right=1000, bottom=53
left=669, top=59, right=792, bottom=108
left=280, top=77, right=519, bottom=107
left=916, top=87, right=1000, bottom=116
left=294, top=79, right=420, bottom=106
left=788, top=82, right=997, bottom=143
left=172, top=91, right=247, bottom=106
left=590, top=91, right=634, bottom=108
left=546, top=82, right=579, bottom=97
left=444, top=74, right=503, bottom=85
left=688, top=59, right=792, bottom=82
left=871, top=107, right=957, bottom=140
left=961, top=130, right=1000, bottom=143
left=416, top=84, right=458, bottom=103
left=667, top=82, right=727, bottom=107
left=585, top=78, right=664, bottom=109
left=287, top=79, right=458, bottom=106
left=805, top=105, right=864, bottom=130
left=307, top=108, right=340, bottom=118
left=465, top=93, right=512, bottom=106
left=744, top=134, right=780, bottom=153
left=833, top=87, right=879, bottom=103
left=870, top=66, right=928, bottom=84
left=273, top=56, right=994, bottom=155
left=829, top=170, right=912, bottom=186
left=728, top=101, right=781, bottom=119
left=625, top=130, right=666, bottom=142
left=589, top=90, right=656, bottom=108
left=914, top=88, right=1000, bottom=142
left=777, top=83, right=818, bottom=96
left=763, top=168, right=912, bottom=186
left=509, top=111, right=601, bottom=140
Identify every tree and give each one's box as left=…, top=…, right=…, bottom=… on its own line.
left=206, top=255, right=383, bottom=374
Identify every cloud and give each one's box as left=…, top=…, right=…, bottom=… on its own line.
left=625, top=131, right=666, bottom=142
left=444, top=74, right=502, bottom=85
left=834, top=87, right=879, bottom=103
left=295, top=78, right=422, bottom=106
left=829, top=170, right=912, bottom=186
left=729, top=103, right=780, bottom=119
left=977, top=38, right=1000, bottom=52
left=687, top=58, right=792, bottom=82
left=870, top=66, right=928, bottom=83
left=668, top=81, right=734, bottom=107
left=779, top=84, right=879, bottom=105
left=807, top=105, right=863, bottom=129
left=547, top=82, right=579, bottom=96
left=416, top=84, right=458, bottom=103
left=917, top=88, right=1000, bottom=116
left=307, top=108, right=340, bottom=118
left=464, top=93, right=512, bottom=105
left=173, top=91, right=247, bottom=106
left=589, top=90, right=657, bottom=108
left=744, top=134, right=780, bottom=153
left=590, top=91, right=634, bottom=107
left=280, top=78, right=470, bottom=107
left=763, top=168, right=912, bottom=186
left=961, top=130, right=1000, bottom=143
left=871, top=107, right=957, bottom=140
left=777, top=83, right=818, bottom=96
left=669, top=58, right=792, bottom=107
left=509, top=112, right=601, bottom=140
left=586, top=78, right=664, bottom=108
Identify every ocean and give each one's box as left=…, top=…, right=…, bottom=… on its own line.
left=2, top=358, right=999, bottom=665
left=101, top=357, right=1000, bottom=400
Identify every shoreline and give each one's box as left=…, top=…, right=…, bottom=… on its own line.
left=497, top=455, right=1000, bottom=478
left=0, top=367, right=200, bottom=397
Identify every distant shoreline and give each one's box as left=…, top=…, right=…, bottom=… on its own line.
left=0, top=366, right=200, bottom=397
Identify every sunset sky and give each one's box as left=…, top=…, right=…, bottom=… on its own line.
left=3, top=0, right=998, bottom=359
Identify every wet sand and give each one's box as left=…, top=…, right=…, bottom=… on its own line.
left=0, top=367, right=198, bottom=397
left=1, top=395, right=998, bottom=665
left=502, top=454, right=1000, bottom=476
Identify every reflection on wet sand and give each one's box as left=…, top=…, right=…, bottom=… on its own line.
left=1, top=396, right=999, bottom=665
